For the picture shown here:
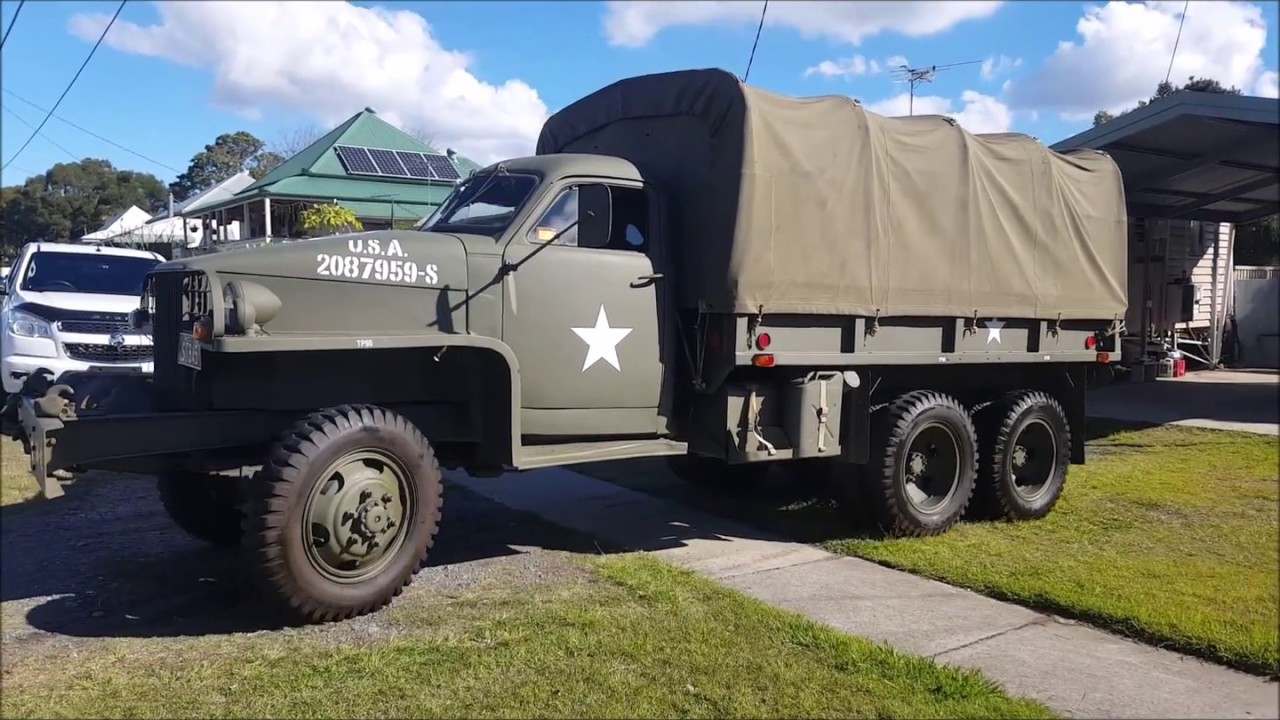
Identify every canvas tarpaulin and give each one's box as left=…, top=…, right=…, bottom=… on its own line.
left=537, top=68, right=1128, bottom=321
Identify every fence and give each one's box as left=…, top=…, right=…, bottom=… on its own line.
left=1233, top=266, right=1280, bottom=369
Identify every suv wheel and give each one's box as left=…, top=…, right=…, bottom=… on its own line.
left=242, top=404, right=444, bottom=623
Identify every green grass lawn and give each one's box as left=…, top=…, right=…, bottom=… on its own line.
left=1, top=437, right=38, bottom=506
left=0, top=553, right=1053, bottom=719
left=1, top=437, right=1050, bottom=718
left=579, top=422, right=1280, bottom=677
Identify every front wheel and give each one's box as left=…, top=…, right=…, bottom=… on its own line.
left=241, top=404, right=444, bottom=623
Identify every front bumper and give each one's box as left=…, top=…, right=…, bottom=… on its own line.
left=2, top=353, right=153, bottom=394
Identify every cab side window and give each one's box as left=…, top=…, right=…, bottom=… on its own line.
left=607, top=187, right=650, bottom=254
left=526, top=186, right=580, bottom=246
left=526, top=183, right=651, bottom=254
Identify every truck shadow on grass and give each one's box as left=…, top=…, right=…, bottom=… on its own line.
left=0, top=475, right=644, bottom=641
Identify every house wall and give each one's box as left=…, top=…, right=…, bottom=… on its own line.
left=1126, top=217, right=1232, bottom=334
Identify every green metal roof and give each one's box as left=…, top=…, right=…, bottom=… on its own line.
left=192, top=108, right=479, bottom=218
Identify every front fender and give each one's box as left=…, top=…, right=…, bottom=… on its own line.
left=214, top=333, right=523, bottom=467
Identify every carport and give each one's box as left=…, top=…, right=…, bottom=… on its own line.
left=1052, top=91, right=1280, bottom=372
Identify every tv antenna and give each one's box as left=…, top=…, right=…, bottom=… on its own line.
left=890, top=59, right=981, bottom=115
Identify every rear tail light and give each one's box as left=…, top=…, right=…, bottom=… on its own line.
left=752, top=354, right=776, bottom=367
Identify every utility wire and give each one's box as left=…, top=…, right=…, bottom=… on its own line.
left=0, top=0, right=25, bottom=50
left=742, top=0, right=768, bottom=83
left=1164, top=0, right=1190, bottom=85
left=2, top=104, right=79, bottom=161
left=3, top=89, right=180, bottom=173
left=3, top=0, right=127, bottom=171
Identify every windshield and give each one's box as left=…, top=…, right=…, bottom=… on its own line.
left=20, top=251, right=159, bottom=296
left=421, top=171, right=538, bottom=235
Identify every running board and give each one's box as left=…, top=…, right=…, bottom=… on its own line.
left=517, top=438, right=688, bottom=470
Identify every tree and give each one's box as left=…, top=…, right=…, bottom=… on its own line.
left=1, top=159, right=167, bottom=251
left=273, top=124, right=326, bottom=159
left=169, top=131, right=285, bottom=201
left=1092, top=76, right=1243, bottom=127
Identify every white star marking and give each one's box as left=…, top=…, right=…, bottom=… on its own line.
left=985, top=319, right=1006, bottom=345
left=572, top=305, right=633, bottom=372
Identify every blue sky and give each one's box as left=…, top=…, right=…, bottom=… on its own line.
left=2, top=1, right=1277, bottom=189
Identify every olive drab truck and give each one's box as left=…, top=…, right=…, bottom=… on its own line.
left=1, top=68, right=1127, bottom=623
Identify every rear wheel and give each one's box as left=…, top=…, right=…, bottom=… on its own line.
left=157, top=472, right=243, bottom=547
left=241, top=404, right=444, bottom=623
left=866, top=390, right=977, bottom=537
left=974, top=390, right=1070, bottom=521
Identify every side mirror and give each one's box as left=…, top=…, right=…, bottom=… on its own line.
left=577, top=184, right=612, bottom=249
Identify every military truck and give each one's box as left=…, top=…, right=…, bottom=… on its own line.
left=1, top=69, right=1127, bottom=623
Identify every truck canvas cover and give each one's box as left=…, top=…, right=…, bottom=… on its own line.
left=537, top=68, right=1128, bottom=320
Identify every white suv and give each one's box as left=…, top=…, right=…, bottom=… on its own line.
left=1, top=242, right=163, bottom=395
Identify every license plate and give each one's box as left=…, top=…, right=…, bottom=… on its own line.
left=177, top=333, right=202, bottom=370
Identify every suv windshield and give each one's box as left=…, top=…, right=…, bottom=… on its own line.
left=421, top=171, right=538, bottom=235
left=20, top=251, right=159, bottom=296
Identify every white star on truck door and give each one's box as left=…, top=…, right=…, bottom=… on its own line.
left=985, top=319, right=1005, bottom=344
left=572, top=305, right=633, bottom=371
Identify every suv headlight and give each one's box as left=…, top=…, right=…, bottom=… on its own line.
left=8, top=309, right=53, bottom=339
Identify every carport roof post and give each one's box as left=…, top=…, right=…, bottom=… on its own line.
left=1052, top=91, right=1279, bottom=225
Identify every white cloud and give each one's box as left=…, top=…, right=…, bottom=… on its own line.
left=1255, top=70, right=1279, bottom=98
left=980, top=54, right=1022, bottom=81
left=803, top=55, right=882, bottom=79
left=602, top=1, right=1003, bottom=47
left=865, top=90, right=1014, bottom=134
left=885, top=55, right=910, bottom=70
left=67, top=1, right=548, bottom=164
left=1006, top=1, right=1275, bottom=116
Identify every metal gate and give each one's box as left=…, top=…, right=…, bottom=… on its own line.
left=1233, top=266, right=1280, bottom=369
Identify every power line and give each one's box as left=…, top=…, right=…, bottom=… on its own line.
left=742, top=0, right=768, bottom=83
left=0, top=0, right=25, bottom=50
left=2, top=104, right=80, bottom=162
left=3, top=0, right=127, bottom=171
left=1164, top=0, right=1191, bottom=85
left=3, top=89, right=180, bottom=173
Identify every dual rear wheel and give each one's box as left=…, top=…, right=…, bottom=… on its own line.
left=825, top=388, right=1070, bottom=538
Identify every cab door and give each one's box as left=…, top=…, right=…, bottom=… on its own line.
left=501, top=180, right=667, bottom=438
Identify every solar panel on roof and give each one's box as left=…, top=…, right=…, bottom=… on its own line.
left=395, top=151, right=436, bottom=180
left=423, top=153, right=461, bottom=181
left=334, top=145, right=378, bottom=175
left=368, top=148, right=408, bottom=177
left=335, top=144, right=460, bottom=181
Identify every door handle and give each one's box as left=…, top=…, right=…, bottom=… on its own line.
left=631, top=272, right=663, bottom=288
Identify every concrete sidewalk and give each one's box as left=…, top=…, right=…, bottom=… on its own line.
left=1088, top=369, right=1279, bottom=436
left=450, top=468, right=1279, bottom=720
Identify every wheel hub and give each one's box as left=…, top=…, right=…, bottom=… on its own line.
left=1012, top=444, right=1029, bottom=468
left=902, top=422, right=962, bottom=514
left=302, top=450, right=414, bottom=583
left=908, top=451, right=928, bottom=477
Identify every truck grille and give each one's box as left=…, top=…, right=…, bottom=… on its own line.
left=63, top=343, right=154, bottom=363
left=58, top=318, right=133, bottom=335
left=143, top=270, right=212, bottom=401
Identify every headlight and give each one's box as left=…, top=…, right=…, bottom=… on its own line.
left=8, top=309, right=53, bottom=339
left=223, top=280, right=282, bottom=335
